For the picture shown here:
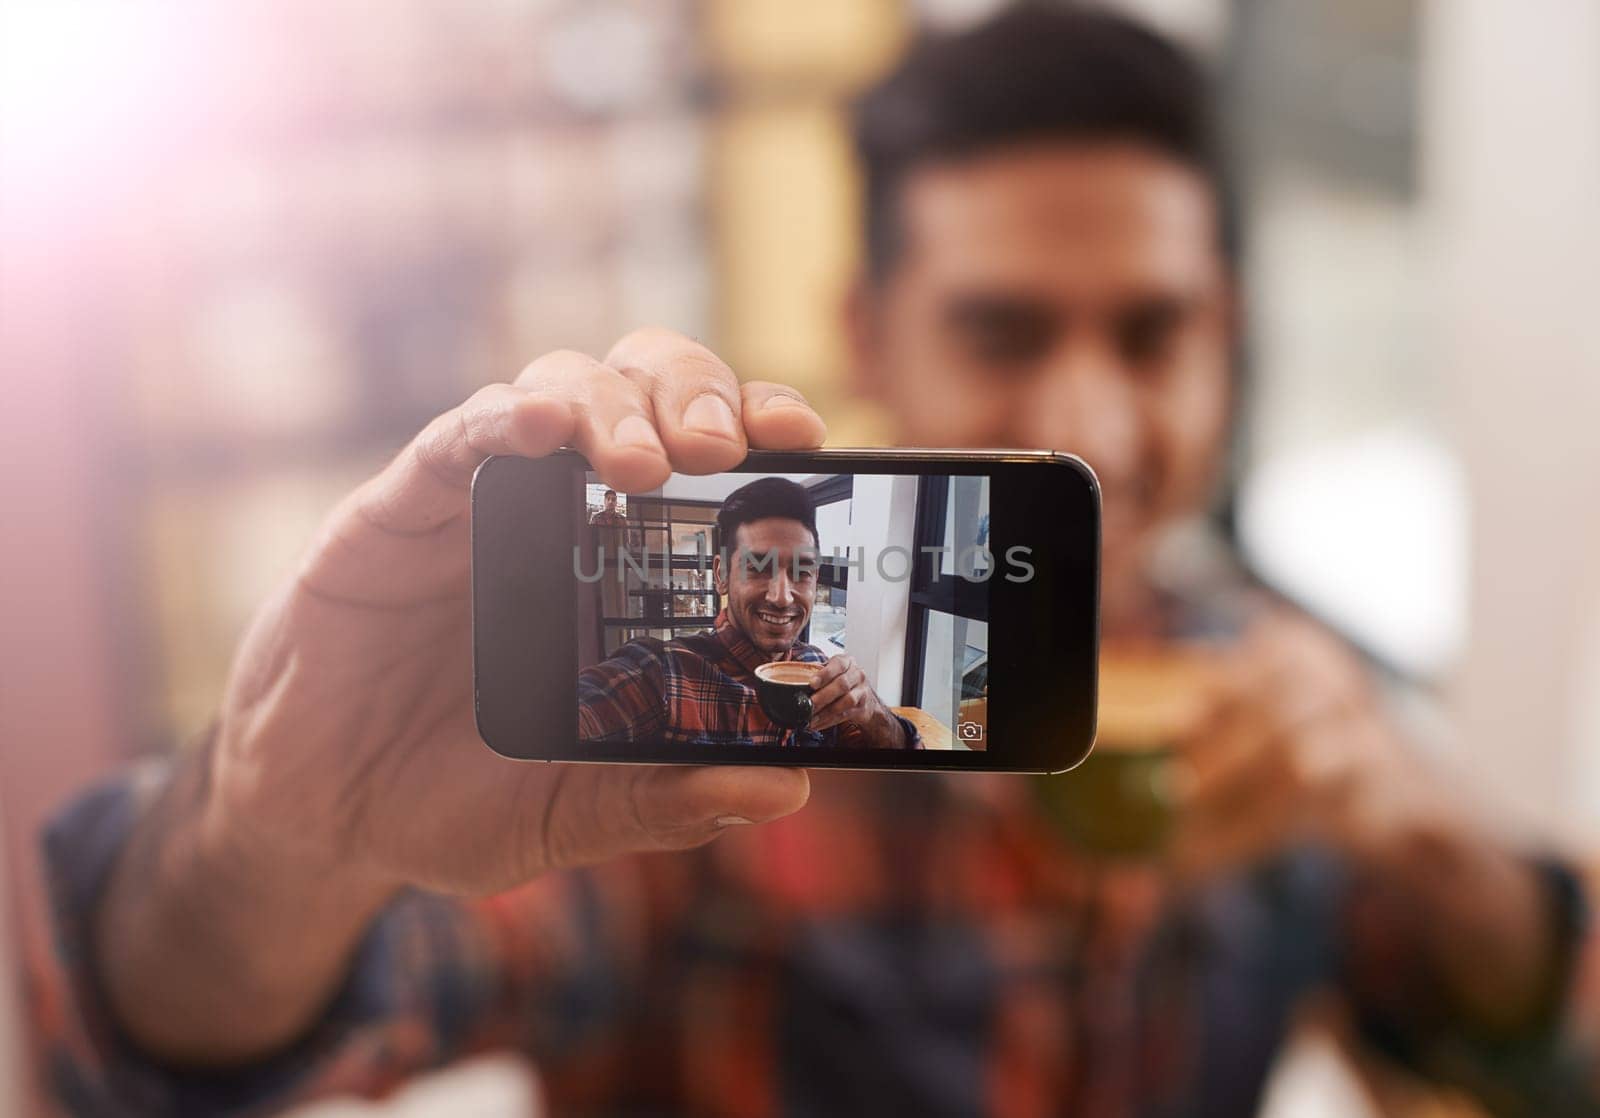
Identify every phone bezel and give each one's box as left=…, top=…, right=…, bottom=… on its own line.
left=472, top=448, right=1099, bottom=774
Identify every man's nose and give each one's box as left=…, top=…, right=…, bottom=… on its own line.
left=763, top=568, right=796, bottom=604
left=1011, top=340, right=1142, bottom=478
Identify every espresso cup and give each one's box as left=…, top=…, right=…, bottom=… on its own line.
left=753, top=660, right=822, bottom=730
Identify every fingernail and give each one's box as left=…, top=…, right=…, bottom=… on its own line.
left=613, top=414, right=662, bottom=451
left=762, top=394, right=809, bottom=410
left=715, top=815, right=753, bottom=827
left=683, top=394, right=738, bottom=438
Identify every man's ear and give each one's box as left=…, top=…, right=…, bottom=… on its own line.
left=713, top=553, right=727, bottom=596
left=842, top=274, right=885, bottom=405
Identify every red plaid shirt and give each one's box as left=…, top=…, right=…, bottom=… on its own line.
left=32, top=591, right=1600, bottom=1116
left=577, top=610, right=920, bottom=749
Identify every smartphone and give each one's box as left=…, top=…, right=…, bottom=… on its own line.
left=472, top=448, right=1099, bottom=773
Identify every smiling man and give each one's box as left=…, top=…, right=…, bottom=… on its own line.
left=36, top=6, right=1600, bottom=1117
left=578, top=477, right=917, bottom=749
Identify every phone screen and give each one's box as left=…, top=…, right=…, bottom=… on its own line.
left=574, top=469, right=1013, bottom=752
left=472, top=449, right=1098, bottom=772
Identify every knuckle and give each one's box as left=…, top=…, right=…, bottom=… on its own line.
left=517, top=348, right=605, bottom=390
left=609, top=325, right=684, bottom=357
left=461, top=389, right=510, bottom=437
left=608, top=326, right=725, bottom=370
left=411, top=410, right=470, bottom=486
left=465, top=381, right=513, bottom=410
left=607, top=336, right=734, bottom=393
left=745, top=380, right=810, bottom=405
left=670, top=348, right=735, bottom=381
left=657, top=355, right=739, bottom=404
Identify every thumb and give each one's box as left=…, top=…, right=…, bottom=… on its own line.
left=634, top=765, right=811, bottom=838
left=542, top=765, right=810, bottom=870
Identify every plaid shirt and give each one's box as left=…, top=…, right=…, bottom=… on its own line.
left=577, top=611, right=921, bottom=749
left=32, top=597, right=1600, bottom=1117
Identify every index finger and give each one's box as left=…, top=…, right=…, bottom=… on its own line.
left=812, top=655, right=853, bottom=687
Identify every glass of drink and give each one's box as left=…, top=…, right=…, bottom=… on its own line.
left=1033, top=647, right=1215, bottom=859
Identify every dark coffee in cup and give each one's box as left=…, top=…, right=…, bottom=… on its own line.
left=753, top=660, right=822, bottom=730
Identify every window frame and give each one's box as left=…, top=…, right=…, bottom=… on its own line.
left=901, top=476, right=990, bottom=707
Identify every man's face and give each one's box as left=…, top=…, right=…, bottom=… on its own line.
left=851, top=143, right=1232, bottom=620
left=604, top=492, right=616, bottom=510
left=715, top=517, right=819, bottom=657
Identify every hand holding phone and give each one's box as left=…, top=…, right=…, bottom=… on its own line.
left=199, top=330, right=827, bottom=908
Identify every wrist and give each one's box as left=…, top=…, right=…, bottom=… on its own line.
left=95, top=742, right=401, bottom=1064
left=196, top=751, right=400, bottom=928
left=868, top=702, right=907, bottom=749
left=1357, top=810, right=1559, bottom=1033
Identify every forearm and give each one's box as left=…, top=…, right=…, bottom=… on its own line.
left=96, top=739, right=398, bottom=1066
left=1339, top=823, right=1600, bottom=1116
left=1352, top=808, right=1563, bottom=1036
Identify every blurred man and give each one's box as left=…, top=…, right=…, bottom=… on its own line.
left=588, top=486, right=629, bottom=619
left=38, top=5, right=1599, bottom=1116
left=578, top=477, right=916, bottom=749
left=588, top=487, right=625, bottom=527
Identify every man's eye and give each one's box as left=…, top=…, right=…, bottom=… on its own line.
left=947, top=300, right=1056, bottom=371
left=966, top=320, right=1053, bottom=368
left=1116, top=304, right=1184, bottom=368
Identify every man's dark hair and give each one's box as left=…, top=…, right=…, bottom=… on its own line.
left=716, top=477, right=819, bottom=552
left=603, top=488, right=616, bottom=499
left=852, top=2, right=1232, bottom=282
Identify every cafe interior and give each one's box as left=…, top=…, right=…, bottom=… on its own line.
left=3, top=0, right=1599, bottom=1115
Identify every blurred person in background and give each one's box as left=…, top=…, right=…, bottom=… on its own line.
left=588, top=488, right=629, bottom=621
left=588, top=488, right=625, bottom=528
left=34, top=5, right=1600, bottom=1116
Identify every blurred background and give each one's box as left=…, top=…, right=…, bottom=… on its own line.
left=2, top=0, right=1597, bottom=1115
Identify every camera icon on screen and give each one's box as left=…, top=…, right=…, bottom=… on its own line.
left=957, top=720, right=984, bottom=742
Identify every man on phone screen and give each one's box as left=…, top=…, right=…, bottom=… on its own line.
left=578, top=477, right=917, bottom=749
